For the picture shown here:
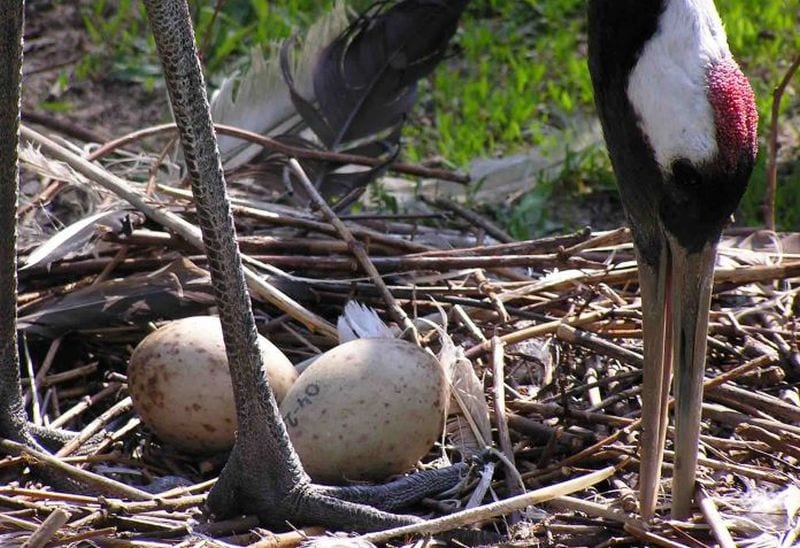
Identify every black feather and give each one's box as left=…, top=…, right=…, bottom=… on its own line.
left=315, top=0, right=467, bottom=149
left=275, top=0, right=468, bottom=202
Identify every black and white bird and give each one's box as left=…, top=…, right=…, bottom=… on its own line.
left=588, top=0, right=758, bottom=520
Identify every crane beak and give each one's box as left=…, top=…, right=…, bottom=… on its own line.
left=637, top=236, right=716, bottom=521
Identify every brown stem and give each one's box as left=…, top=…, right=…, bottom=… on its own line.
left=197, top=0, right=228, bottom=61
left=287, top=159, right=419, bottom=341
left=228, top=252, right=601, bottom=272
left=423, top=195, right=513, bottom=243
left=765, top=53, right=800, bottom=231
left=85, top=122, right=470, bottom=183
left=491, top=338, right=520, bottom=503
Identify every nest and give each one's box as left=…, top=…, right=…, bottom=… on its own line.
left=3, top=129, right=800, bottom=547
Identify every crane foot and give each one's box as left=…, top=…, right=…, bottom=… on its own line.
left=206, top=444, right=474, bottom=531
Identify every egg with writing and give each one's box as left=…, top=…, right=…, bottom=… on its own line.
left=128, top=315, right=297, bottom=453
left=279, top=338, right=447, bottom=484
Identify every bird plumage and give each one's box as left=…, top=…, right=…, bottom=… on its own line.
left=628, top=0, right=734, bottom=171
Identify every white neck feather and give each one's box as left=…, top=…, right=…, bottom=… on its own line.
left=627, top=0, right=732, bottom=172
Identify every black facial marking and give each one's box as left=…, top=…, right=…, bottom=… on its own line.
left=659, top=160, right=751, bottom=253
left=671, top=159, right=702, bottom=187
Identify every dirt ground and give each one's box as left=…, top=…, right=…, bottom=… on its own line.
left=22, top=1, right=168, bottom=144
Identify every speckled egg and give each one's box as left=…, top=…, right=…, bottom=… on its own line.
left=128, top=315, right=297, bottom=453
left=279, top=338, right=447, bottom=484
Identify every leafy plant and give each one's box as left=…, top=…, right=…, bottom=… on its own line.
left=79, top=0, right=158, bottom=84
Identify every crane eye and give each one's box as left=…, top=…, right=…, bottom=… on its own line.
left=671, top=158, right=702, bottom=186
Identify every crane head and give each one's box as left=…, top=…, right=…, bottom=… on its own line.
left=655, top=58, right=758, bottom=254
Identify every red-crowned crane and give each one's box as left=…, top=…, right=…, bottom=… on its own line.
left=588, top=0, right=758, bottom=520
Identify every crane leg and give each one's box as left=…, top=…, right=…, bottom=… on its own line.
left=142, top=0, right=470, bottom=532
left=0, top=0, right=40, bottom=455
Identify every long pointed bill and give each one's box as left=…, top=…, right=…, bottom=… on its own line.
left=668, top=240, right=715, bottom=519
left=636, top=237, right=716, bottom=521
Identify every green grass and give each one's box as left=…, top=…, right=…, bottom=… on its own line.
left=77, top=0, right=348, bottom=84
left=405, top=0, right=593, bottom=166
left=75, top=0, right=800, bottom=232
left=78, top=0, right=156, bottom=85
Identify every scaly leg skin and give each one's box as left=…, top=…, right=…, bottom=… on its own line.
left=142, top=0, right=468, bottom=533
left=320, top=463, right=471, bottom=512
left=0, top=0, right=69, bottom=466
left=0, top=0, right=35, bottom=453
left=0, top=1, right=90, bottom=493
